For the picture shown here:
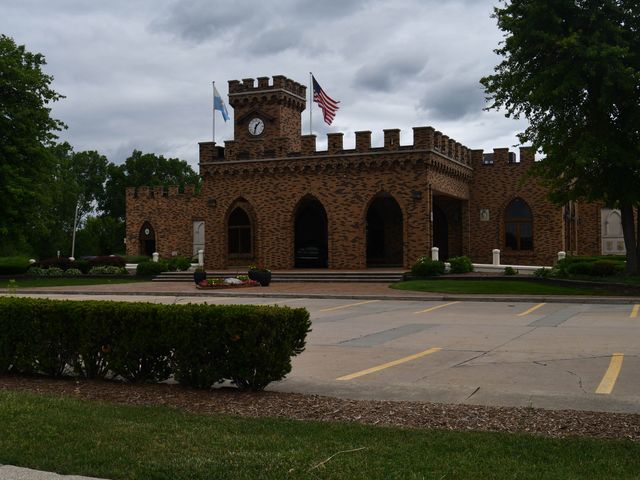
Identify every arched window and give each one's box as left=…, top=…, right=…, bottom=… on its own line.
left=505, top=198, right=533, bottom=250
left=228, top=207, right=252, bottom=255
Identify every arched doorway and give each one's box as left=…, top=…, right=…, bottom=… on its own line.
left=138, top=222, right=156, bottom=256
left=432, top=204, right=449, bottom=260
left=294, top=197, right=328, bottom=268
left=366, top=194, right=403, bottom=267
left=228, top=207, right=253, bottom=257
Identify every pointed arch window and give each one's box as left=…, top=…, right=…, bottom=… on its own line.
left=228, top=207, right=252, bottom=255
left=505, top=198, right=533, bottom=250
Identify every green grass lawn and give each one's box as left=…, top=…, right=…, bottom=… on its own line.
left=3, top=277, right=148, bottom=289
left=391, top=279, right=618, bottom=295
left=0, top=391, right=638, bottom=480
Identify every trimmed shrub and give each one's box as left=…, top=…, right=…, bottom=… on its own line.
left=0, top=257, right=31, bottom=275
left=590, top=260, right=619, bottom=277
left=88, top=256, right=126, bottom=268
left=64, top=268, right=82, bottom=276
left=167, top=256, right=191, bottom=272
left=136, top=260, right=169, bottom=276
left=411, top=257, right=445, bottom=277
left=74, top=259, right=90, bottom=274
left=503, top=266, right=518, bottom=275
left=566, top=262, right=594, bottom=276
left=46, top=267, right=64, bottom=277
left=534, top=267, right=552, bottom=278
left=0, top=297, right=311, bottom=390
left=448, top=256, right=474, bottom=274
left=89, top=266, right=127, bottom=275
left=27, top=267, right=46, bottom=276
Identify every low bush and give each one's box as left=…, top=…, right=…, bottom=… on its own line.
left=0, top=257, right=31, bottom=275
left=411, top=257, right=445, bottom=277
left=46, top=267, right=64, bottom=277
left=136, top=261, right=169, bottom=276
left=589, top=260, right=620, bottom=277
left=0, top=297, right=310, bottom=390
left=89, top=266, right=127, bottom=275
left=167, top=256, right=191, bottom=272
left=64, top=268, right=83, bottom=276
left=503, top=266, right=518, bottom=275
left=33, top=257, right=89, bottom=273
left=448, top=256, right=474, bottom=274
left=88, top=256, right=126, bottom=268
left=27, top=267, right=46, bottom=276
left=556, top=256, right=625, bottom=277
left=534, top=267, right=552, bottom=278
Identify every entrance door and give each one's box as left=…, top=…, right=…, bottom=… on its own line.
left=294, top=197, right=328, bottom=268
left=139, top=222, right=156, bottom=256
left=366, top=195, right=403, bottom=266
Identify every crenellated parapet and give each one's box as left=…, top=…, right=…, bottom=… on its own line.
left=126, top=185, right=201, bottom=199
left=227, top=75, right=306, bottom=111
left=201, top=125, right=475, bottom=166
left=471, top=146, right=536, bottom=168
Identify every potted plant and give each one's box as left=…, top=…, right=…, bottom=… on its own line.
left=193, top=266, right=207, bottom=285
left=248, top=265, right=271, bottom=287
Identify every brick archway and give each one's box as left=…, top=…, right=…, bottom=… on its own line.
left=365, top=193, right=403, bottom=267
left=293, top=195, right=328, bottom=268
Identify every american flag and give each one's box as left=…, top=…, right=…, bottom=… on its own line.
left=312, top=75, right=340, bottom=125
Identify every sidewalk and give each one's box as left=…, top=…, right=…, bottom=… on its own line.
left=10, top=281, right=640, bottom=304
left=0, top=465, right=107, bottom=480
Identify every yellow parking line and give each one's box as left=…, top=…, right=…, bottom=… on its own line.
left=318, top=300, right=380, bottom=313
left=595, top=353, right=624, bottom=395
left=630, top=304, right=639, bottom=319
left=414, top=301, right=459, bottom=314
left=336, top=347, right=442, bottom=381
left=518, top=303, right=546, bottom=317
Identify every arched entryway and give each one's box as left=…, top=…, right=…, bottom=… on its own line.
left=366, top=194, right=403, bottom=267
left=294, top=196, right=328, bottom=268
left=432, top=204, right=449, bottom=260
left=138, top=222, right=156, bottom=256
left=227, top=207, right=253, bottom=257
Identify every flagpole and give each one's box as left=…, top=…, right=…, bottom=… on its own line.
left=309, top=72, right=313, bottom=135
left=212, top=81, right=216, bottom=143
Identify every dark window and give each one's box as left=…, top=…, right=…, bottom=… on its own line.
left=228, top=208, right=252, bottom=255
left=505, top=198, right=533, bottom=250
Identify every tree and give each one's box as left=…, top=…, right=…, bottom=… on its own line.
left=99, top=150, right=200, bottom=220
left=481, top=0, right=640, bottom=273
left=0, top=34, right=65, bottom=254
left=41, top=143, right=109, bottom=256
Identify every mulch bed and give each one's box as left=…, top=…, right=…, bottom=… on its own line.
left=1, top=375, right=638, bottom=442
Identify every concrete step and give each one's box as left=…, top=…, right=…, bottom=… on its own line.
left=152, top=271, right=404, bottom=283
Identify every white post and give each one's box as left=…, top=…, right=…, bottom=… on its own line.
left=198, top=249, right=204, bottom=267
left=558, top=251, right=566, bottom=261
left=152, top=252, right=159, bottom=263
left=69, top=257, right=75, bottom=262
left=431, top=247, right=439, bottom=261
left=492, top=249, right=501, bottom=266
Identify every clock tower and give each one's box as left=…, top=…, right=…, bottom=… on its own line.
left=227, top=75, right=306, bottom=159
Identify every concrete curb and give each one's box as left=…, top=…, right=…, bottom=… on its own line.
left=0, top=465, right=108, bottom=480
left=8, top=289, right=640, bottom=305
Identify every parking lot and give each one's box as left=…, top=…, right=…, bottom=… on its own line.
left=5, top=292, right=640, bottom=413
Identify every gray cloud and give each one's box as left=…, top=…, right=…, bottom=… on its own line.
left=355, top=56, right=427, bottom=92
left=419, top=80, right=486, bottom=121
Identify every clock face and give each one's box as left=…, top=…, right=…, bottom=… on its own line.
left=248, top=117, right=265, bottom=136
left=144, top=228, right=150, bottom=235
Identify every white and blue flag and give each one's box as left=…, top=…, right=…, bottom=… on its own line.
left=213, top=85, right=229, bottom=122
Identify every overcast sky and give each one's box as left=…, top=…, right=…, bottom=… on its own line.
left=2, top=0, right=528, bottom=169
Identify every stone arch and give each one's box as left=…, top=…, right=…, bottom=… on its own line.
left=292, top=194, right=329, bottom=268
left=138, top=221, right=156, bottom=257
left=364, top=192, right=404, bottom=267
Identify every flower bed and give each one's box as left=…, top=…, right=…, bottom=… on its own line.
left=196, top=276, right=259, bottom=289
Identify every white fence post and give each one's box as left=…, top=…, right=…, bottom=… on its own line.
left=558, top=251, right=566, bottom=261
left=198, top=249, right=204, bottom=267
left=431, top=247, right=439, bottom=261
left=492, top=249, right=501, bottom=266
left=152, top=252, right=159, bottom=263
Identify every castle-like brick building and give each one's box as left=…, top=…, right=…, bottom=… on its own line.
left=126, top=75, right=624, bottom=269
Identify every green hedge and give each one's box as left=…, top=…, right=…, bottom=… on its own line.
left=448, top=256, right=474, bottom=274
left=136, top=260, right=168, bottom=276
left=0, top=257, right=31, bottom=275
left=411, top=257, right=445, bottom=277
left=558, top=256, right=625, bottom=277
left=0, top=297, right=311, bottom=390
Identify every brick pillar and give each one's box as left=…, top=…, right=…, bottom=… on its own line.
left=327, top=133, right=343, bottom=154
left=413, top=126, right=435, bottom=149
left=355, top=131, right=371, bottom=152
left=384, top=129, right=400, bottom=150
